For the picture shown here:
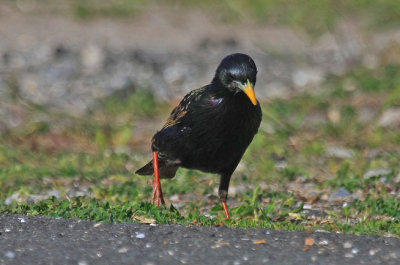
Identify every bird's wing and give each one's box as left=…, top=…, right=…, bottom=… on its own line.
left=162, top=87, right=206, bottom=129
left=152, top=86, right=219, bottom=158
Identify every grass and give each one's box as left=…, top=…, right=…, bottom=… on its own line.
left=78, top=0, right=400, bottom=36
left=1, top=63, right=400, bottom=236
left=4, top=0, right=400, bottom=36
left=67, top=0, right=400, bottom=35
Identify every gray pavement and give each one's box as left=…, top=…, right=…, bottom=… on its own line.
left=0, top=214, right=399, bottom=264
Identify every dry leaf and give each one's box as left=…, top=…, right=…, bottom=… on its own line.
left=288, top=213, right=302, bottom=220
left=305, top=237, right=315, bottom=246
left=216, top=241, right=230, bottom=246
left=133, top=215, right=156, bottom=224
left=253, top=239, right=267, bottom=245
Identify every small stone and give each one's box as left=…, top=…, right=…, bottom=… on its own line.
left=345, top=252, right=354, bottom=258
left=329, top=188, right=351, bottom=201
left=369, top=248, right=380, bottom=256
left=394, top=172, right=400, bottom=183
left=326, top=147, right=354, bottom=159
left=81, top=44, right=104, bottom=73
left=343, top=241, right=352, bottom=249
left=378, top=108, right=400, bottom=127
left=118, top=247, right=128, bottom=253
left=318, top=239, right=329, bottom=246
left=351, top=248, right=359, bottom=254
left=4, top=251, right=15, bottom=259
left=228, top=185, right=247, bottom=196
left=78, top=261, right=88, bottom=265
left=292, top=68, right=324, bottom=88
left=328, top=109, right=341, bottom=124
left=363, top=169, right=392, bottom=179
left=135, top=232, right=145, bottom=239
left=169, top=194, right=180, bottom=201
left=18, top=217, right=26, bottom=223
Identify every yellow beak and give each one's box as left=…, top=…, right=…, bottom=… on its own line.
left=241, top=80, right=258, bottom=105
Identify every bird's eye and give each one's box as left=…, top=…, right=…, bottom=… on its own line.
left=226, top=73, right=235, bottom=83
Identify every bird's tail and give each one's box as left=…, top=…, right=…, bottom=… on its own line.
left=135, top=160, right=178, bottom=179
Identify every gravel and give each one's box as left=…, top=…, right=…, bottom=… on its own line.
left=0, top=214, right=399, bottom=265
left=1, top=11, right=400, bottom=127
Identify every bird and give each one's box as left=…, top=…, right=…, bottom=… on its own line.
left=136, top=53, right=262, bottom=219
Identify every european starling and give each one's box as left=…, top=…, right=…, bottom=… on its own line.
left=136, top=53, right=262, bottom=218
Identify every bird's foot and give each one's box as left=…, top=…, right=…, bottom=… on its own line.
left=148, top=179, right=165, bottom=206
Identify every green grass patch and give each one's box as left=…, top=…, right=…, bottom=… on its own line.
left=1, top=63, right=400, bottom=236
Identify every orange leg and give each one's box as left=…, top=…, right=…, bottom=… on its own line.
left=222, top=201, right=230, bottom=219
left=152, top=151, right=165, bottom=206
left=149, top=179, right=157, bottom=204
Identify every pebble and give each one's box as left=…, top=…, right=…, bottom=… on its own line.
left=328, top=109, right=341, bottom=124
left=292, top=68, right=324, bottom=88
left=318, top=239, right=329, bottom=246
left=118, top=247, right=128, bottom=253
left=81, top=44, right=104, bottom=73
left=351, top=248, right=359, bottom=254
left=378, top=108, right=400, bottom=127
left=328, top=188, right=351, bottom=201
left=326, top=147, right=354, bottom=159
left=363, top=169, right=392, bottom=179
left=4, top=251, right=15, bottom=259
left=343, top=242, right=352, bottom=249
left=369, top=248, right=380, bottom=256
left=135, top=232, right=145, bottom=239
left=394, top=172, right=400, bottom=183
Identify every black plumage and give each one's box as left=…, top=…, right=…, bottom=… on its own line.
left=136, top=53, right=262, bottom=218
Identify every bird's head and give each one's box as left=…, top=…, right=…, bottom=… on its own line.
left=213, top=53, right=258, bottom=105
